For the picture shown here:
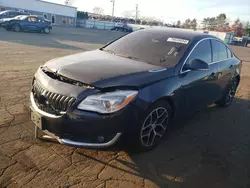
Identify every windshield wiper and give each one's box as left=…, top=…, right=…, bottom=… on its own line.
left=100, top=48, right=116, bottom=55
left=100, top=49, right=143, bottom=62
left=116, top=54, right=142, bottom=61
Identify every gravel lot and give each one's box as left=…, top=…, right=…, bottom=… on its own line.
left=0, top=27, right=250, bottom=188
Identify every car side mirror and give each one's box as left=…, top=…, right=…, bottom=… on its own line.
left=184, top=59, right=209, bottom=71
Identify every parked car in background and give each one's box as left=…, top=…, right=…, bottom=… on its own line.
left=242, top=36, right=250, bottom=47
left=233, top=36, right=250, bottom=47
left=30, top=28, right=241, bottom=151
left=111, top=25, right=133, bottom=32
left=2, top=15, right=52, bottom=34
left=0, top=10, right=30, bottom=26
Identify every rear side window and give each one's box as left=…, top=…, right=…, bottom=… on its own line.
left=211, top=40, right=228, bottom=62
left=186, top=39, right=212, bottom=65
left=0, top=13, right=8, bottom=18
left=8, top=12, right=16, bottom=17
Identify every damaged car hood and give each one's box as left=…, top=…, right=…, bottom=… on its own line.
left=44, top=50, right=175, bottom=88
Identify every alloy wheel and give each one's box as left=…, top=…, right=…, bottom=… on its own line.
left=140, top=107, right=169, bottom=147
left=44, top=28, right=50, bottom=34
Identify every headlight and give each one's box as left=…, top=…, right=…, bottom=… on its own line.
left=77, top=90, right=138, bottom=114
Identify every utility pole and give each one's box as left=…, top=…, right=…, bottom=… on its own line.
left=110, top=0, right=115, bottom=18
left=135, top=4, right=138, bottom=24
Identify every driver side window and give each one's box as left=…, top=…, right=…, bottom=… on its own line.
left=186, top=39, right=212, bottom=66
left=28, top=17, right=38, bottom=22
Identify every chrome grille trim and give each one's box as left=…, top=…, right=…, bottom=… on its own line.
left=32, top=80, right=76, bottom=114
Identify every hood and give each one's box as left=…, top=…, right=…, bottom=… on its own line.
left=44, top=50, right=175, bottom=88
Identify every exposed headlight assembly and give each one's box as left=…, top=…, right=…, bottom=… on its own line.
left=77, top=90, right=138, bottom=114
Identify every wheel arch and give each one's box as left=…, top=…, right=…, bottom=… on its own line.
left=12, top=23, right=21, bottom=29
left=155, top=96, right=176, bottom=119
left=235, top=74, right=240, bottom=83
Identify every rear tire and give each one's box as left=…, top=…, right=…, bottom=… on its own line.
left=216, top=77, right=239, bottom=107
left=127, top=100, right=172, bottom=152
left=12, top=24, right=21, bottom=32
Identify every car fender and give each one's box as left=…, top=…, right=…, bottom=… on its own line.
left=134, top=76, right=182, bottom=116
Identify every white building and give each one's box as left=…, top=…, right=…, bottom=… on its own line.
left=0, top=0, right=77, bottom=26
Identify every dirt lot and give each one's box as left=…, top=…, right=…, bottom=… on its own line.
left=0, top=27, right=250, bottom=188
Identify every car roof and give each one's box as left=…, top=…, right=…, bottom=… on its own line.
left=139, top=28, right=217, bottom=41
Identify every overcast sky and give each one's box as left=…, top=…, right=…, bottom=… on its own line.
left=47, top=0, right=250, bottom=23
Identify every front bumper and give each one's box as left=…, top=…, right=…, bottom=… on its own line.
left=30, top=92, right=139, bottom=148
left=35, top=126, right=121, bottom=148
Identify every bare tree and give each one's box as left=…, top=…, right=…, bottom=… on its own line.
left=122, top=11, right=134, bottom=18
left=176, top=20, right=181, bottom=28
left=190, top=19, right=197, bottom=30
left=64, top=0, right=75, bottom=6
left=92, top=7, right=104, bottom=15
left=182, top=19, right=191, bottom=29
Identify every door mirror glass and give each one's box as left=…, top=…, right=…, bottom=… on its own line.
left=184, top=59, right=209, bottom=71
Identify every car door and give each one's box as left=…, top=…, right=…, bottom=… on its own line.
left=19, top=17, right=30, bottom=30
left=26, top=16, right=39, bottom=31
left=179, top=39, right=220, bottom=114
left=37, top=17, right=47, bottom=30
left=211, top=40, right=235, bottom=98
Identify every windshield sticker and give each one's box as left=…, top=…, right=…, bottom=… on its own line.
left=152, top=39, right=160, bottom=43
left=167, top=47, right=176, bottom=55
left=167, top=38, right=189, bottom=44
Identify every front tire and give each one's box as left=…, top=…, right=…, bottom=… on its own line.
left=130, top=101, right=172, bottom=152
left=43, top=27, right=50, bottom=34
left=216, top=78, right=239, bottom=107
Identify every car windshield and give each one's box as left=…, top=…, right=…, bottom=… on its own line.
left=102, top=30, right=190, bottom=67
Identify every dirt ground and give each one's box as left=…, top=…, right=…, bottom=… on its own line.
left=0, top=27, right=250, bottom=188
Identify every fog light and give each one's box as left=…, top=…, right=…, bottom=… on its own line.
left=97, top=136, right=105, bottom=142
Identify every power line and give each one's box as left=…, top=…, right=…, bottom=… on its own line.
left=135, top=4, right=138, bottom=24
left=110, top=0, right=115, bottom=18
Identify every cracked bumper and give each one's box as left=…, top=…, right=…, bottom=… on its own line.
left=35, top=126, right=121, bottom=148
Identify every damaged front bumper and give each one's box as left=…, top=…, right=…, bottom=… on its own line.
left=30, top=92, right=123, bottom=148
left=35, top=126, right=122, bottom=148
left=30, top=66, right=141, bottom=148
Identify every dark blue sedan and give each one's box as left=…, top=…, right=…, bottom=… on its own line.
left=30, top=28, right=241, bottom=151
left=2, top=15, right=52, bottom=34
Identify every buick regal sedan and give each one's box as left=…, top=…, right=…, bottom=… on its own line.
left=2, top=15, right=52, bottom=34
left=30, top=28, right=241, bottom=151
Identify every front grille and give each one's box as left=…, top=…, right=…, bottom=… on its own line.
left=32, top=80, right=76, bottom=114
